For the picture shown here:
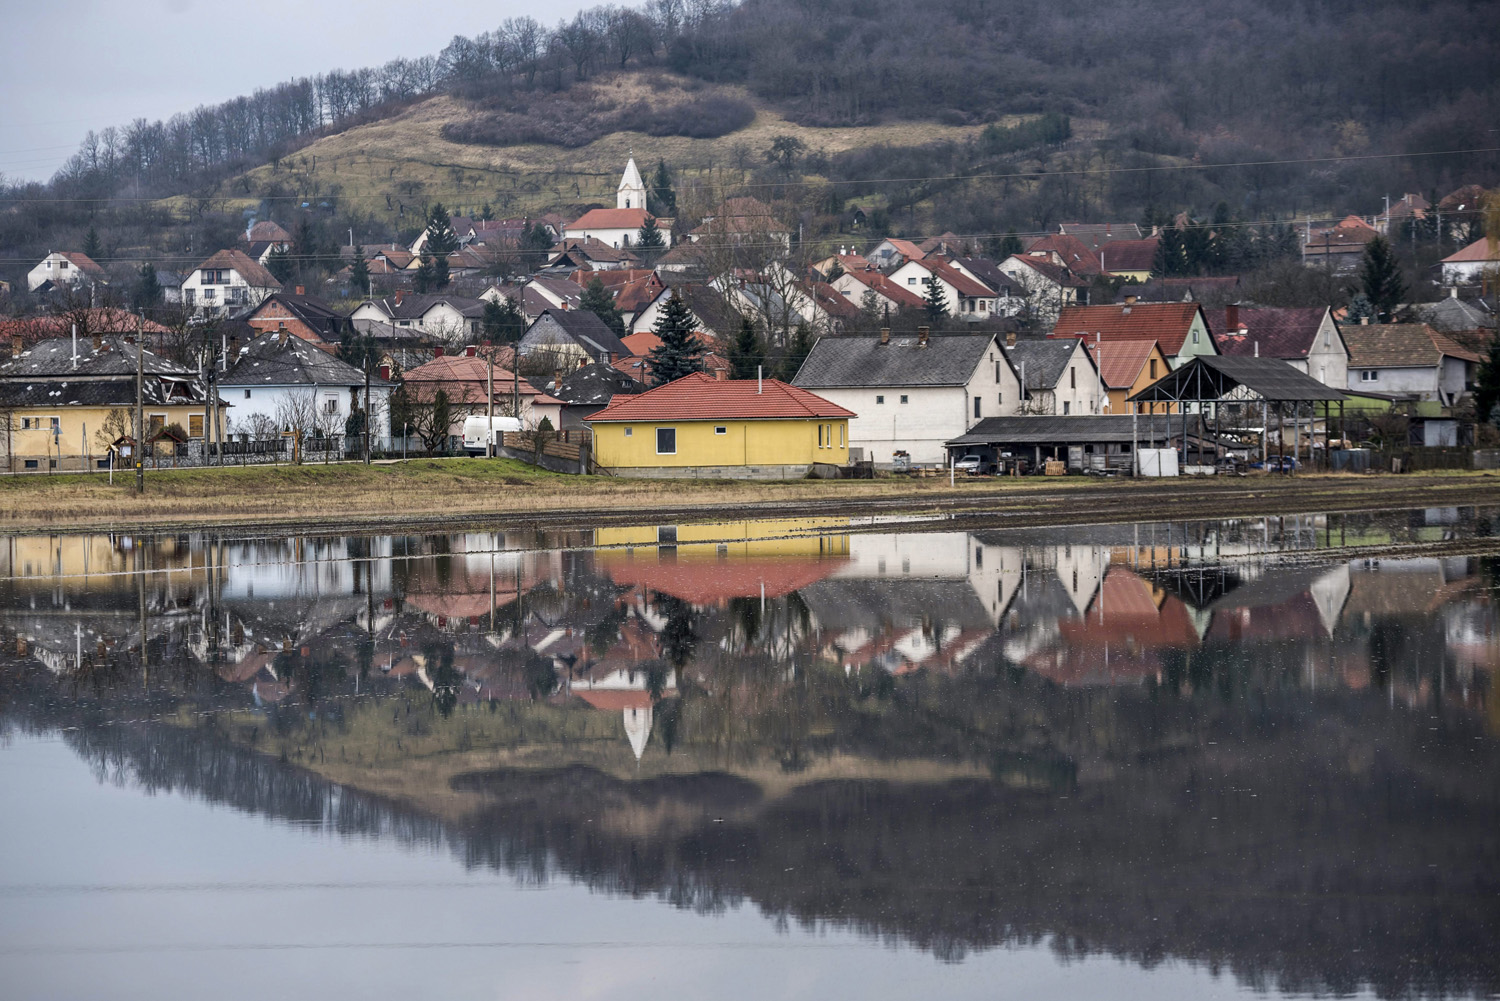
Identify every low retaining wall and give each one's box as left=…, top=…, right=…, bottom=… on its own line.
left=604, top=464, right=814, bottom=480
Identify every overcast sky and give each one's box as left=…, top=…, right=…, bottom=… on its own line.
left=0, top=0, right=609, bottom=184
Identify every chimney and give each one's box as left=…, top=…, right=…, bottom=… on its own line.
left=92, top=334, right=102, bottom=352
left=1253, top=340, right=1259, bottom=357
left=918, top=326, right=929, bottom=347
left=277, top=329, right=288, bottom=347
left=229, top=335, right=239, bottom=360
left=1451, top=286, right=1459, bottom=299
left=879, top=327, right=890, bottom=345
left=71, top=323, right=78, bottom=369
left=1361, top=316, right=1369, bottom=325
left=1006, top=331, right=1016, bottom=348
left=10, top=335, right=21, bottom=358
left=393, top=289, right=405, bottom=306
left=294, top=285, right=305, bottom=296
left=465, top=345, right=476, bottom=357
left=434, top=346, right=443, bottom=357
left=1226, top=303, right=1239, bottom=332
left=1124, top=293, right=1137, bottom=306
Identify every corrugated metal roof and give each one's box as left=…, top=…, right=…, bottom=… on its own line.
left=1128, top=355, right=1347, bottom=403
left=947, top=415, right=1176, bottom=446
left=793, top=333, right=1002, bottom=388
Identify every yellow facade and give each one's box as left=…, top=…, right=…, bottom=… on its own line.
left=596, top=517, right=851, bottom=558
left=1111, top=344, right=1178, bottom=416
left=591, top=418, right=849, bottom=471
left=6, top=403, right=226, bottom=472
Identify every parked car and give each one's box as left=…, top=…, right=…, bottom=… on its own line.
left=1250, top=455, right=1298, bottom=472
left=953, top=454, right=985, bottom=474
left=461, top=415, right=523, bottom=455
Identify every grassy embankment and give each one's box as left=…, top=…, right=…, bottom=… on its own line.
left=5, top=457, right=1500, bottom=534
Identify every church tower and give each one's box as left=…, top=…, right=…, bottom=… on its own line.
left=617, top=156, right=647, bottom=211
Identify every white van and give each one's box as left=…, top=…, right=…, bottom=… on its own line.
left=461, top=415, right=523, bottom=455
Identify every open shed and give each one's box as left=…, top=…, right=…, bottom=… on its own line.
left=1127, top=355, right=1347, bottom=468
left=946, top=415, right=1178, bottom=473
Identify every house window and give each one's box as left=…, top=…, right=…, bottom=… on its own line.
left=1070, top=367, right=1076, bottom=389
left=997, top=393, right=1003, bottom=405
left=908, top=277, right=917, bottom=285
left=624, top=427, right=633, bottom=437
left=244, top=390, right=251, bottom=399
left=1361, top=370, right=1378, bottom=382
left=1192, top=329, right=1200, bottom=344
left=23, top=459, right=37, bottom=469
left=974, top=397, right=982, bottom=419
left=876, top=395, right=884, bottom=404
left=50, top=417, right=60, bottom=432
left=1150, top=359, right=1158, bottom=378
left=900, top=395, right=908, bottom=404
left=839, top=424, right=845, bottom=447
left=21, top=417, right=35, bottom=430
left=715, top=426, right=727, bottom=435
left=656, top=427, right=676, bottom=454
left=189, top=416, right=204, bottom=437
left=1063, top=401, right=1071, bottom=415
left=658, top=525, right=677, bottom=544
left=818, top=424, right=826, bottom=447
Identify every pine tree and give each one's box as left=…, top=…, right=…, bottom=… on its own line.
left=483, top=296, right=525, bottom=342
left=728, top=317, right=764, bottom=380
left=824, top=258, right=845, bottom=282
left=349, top=247, right=371, bottom=296
left=1360, top=236, right=1406, bottom=321
left=635, top=217, right=665, bottom=252
left=923, top=272, right=948, bottom=320
left=778, top=321, right=814, bottom=381
left=520, top=222, right=554, bottom=269
left=423, top=203, right=459, bottom=258
left=82, top=226, right=102, bottom=261
left=580, top=276, right=626, bottom=336
left=132, top=263, right=160, bottom=310
left=1475, top=337, right=1500, bottom=425
left=649, top=159, right=677, bottom=217
left=999, top=230, right=1024, bottom=258
left=646, top=292, right=706, bottom=386
left=413, top=256, right=436, bottom=293
left=1345, top=292, right=1374, bottom=324
left=266, top=244, right=295, bottom=283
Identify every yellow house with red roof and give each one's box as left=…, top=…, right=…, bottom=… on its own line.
left=586, top=372, right=853, bottom=478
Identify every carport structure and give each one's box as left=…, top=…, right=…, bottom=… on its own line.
left=1127, top=355, right=1348, bottom=471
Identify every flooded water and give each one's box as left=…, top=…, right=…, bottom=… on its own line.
left=1, top=509, right=1498, bottom=1000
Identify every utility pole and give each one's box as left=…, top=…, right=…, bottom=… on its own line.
left=486, top=346, right=495, bottom=458
left=364, top=358, right=372, bottom=465
left=135, top=316, right=145, bottom=494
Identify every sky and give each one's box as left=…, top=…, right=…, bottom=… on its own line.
left=0, top=0, right=606, bottom=184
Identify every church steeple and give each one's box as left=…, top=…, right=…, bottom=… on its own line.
left=617, top=156, right=647, bottom=211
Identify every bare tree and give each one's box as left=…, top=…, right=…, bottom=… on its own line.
left=274, top=390, right=318, bottom=463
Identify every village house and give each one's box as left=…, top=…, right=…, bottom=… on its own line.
left=1204, top=305, right=1348, bottom=389
left=1051, top=301, right=1217, bottom=368
left=349, top=291, right=486, bottom=344
left=1097, top=238, right=1159, bottom=282
left=689, top=197, right=792, bottom=250
left=221, top=330, right=392, bottom=441
left=627, top=283, right=741, bottom=341
left=400, top=349, right=562, bottom=436
left=563, top=158, right=673, bottom=250
left=550, top=362, right=648, bottom=429
left=518, top=308, right=631, bottom=367
left=1024, top=234, right=1104, bottom=278
left=1084, top=338, right=1175, bottom=414
left=1340, top=322, right=1481, bottom=406
left=242, top=221, right=294, bottom=266
left=26, top=252, right=105, bottom=293
left=547, top=237, right=641, bottom=271
left=1439, top=238, right=1500, bottom=286
left=1302, top=215, right=1380, bottom=273
left=792, top=328, right=1021, bottom=467
left=181, top=249, right=282, bottom=317
left=241, top=288, right=353, bottom=352
left=586, top=371, right=853, bottom=479
left=0, top=334, right=225, bottom=471
left=997, top=255, right=1090, bottom=325
left=829, top=268, right=927, bottom=314
left=865, top=238, right=924, bottom=270
left=502, top=276, right=583, bottom=322
left=1005, top=337, right=1106, bottom=416
left=887, top=257, right=999, bottom=320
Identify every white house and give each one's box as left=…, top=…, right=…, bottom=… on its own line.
left=1341, top=322, right=1481, bottom=405
left=1004, top=338, right=1106, bottom=416
left=349, top=292, right=486, bottom=343
left=792, top=329, right=1021, bottom=467
left=1205, top=305, right=1348, bottom=390
left=562, top=158, right=673, bottom=250
left=220, top=330, right=393, bottom=439
left=886, top=257, right=999, bottom=321
left=181, top=249, right=282, bottom=317
left=1439, top=238, right=1500, bottom=286
left=829, top=269, right=928, bottom=314
left=997, top=255, right=1089, bottom=326
left=27, top=252, right=104, bottom=292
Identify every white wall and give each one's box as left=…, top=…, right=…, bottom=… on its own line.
left=181, top=269, right=275, bottom=316
left=229, top=383, right=392, bottom=438
left=27, top=254, right=92, bottom=292
left=1304, top=313, right=1349, bottom=389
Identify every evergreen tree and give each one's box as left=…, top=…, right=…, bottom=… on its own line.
left=824, top=258, right=845, bottom=282
left=1152, top=226, right=1188, bottom=277
left=82, top=226, right=102, bottom=261
left=423, top=203, right=460, bottom=258
left=413, top=256, right=436, bottom=293
left=266, top=244, right=295, bottom=284
left=649, top=159, right=677, bottom=217
left=425, top=251, right=450, bottom=290
left=580, top=276, right=626, bottom=336
left=922, top=273, right=948, bottom=319
left=778, top=321, right=814, bottom=381
left=479, top=202, right=494, bottom=222
left=349, top=247, right=371, bottom=296
left=728, top=316, right=764, bottom=380
left=132, top=263, right=160, bottom=311
left=1345, top=292, right=1374, bottom=324
left=520, top=222, right=554, bottom=269
left=431, top=388, right=452, bottom=453
left=999, top=230, right=1024, bottom=258
left=646, top=292, right=706, bottom=386
left=293, top=217, right=317, bottom=277
left=1360, top=235, right=1406, bottom=321
left=635, top=217, right=665, bottom=252
left=1475, top=337, right=1500, bottom=425
left=482, top=295, right=525, bottom=342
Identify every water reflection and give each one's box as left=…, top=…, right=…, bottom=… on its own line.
left=2, top=510, right=1498, bottom=998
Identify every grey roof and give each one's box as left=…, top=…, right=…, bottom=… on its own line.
left=0, top=377, right=208, bottom=409
left=1, top=335, right=194, bottom=379
left=793, top=333, right=1002, bottom=389
left=947, top=415, right=1177, bottom=447
left=553, top=363, right=647, bottom=406
left=1414, top=295, right=1495, bottom=332
left=1005, top=339, right=1087, bottom=392
left=523, top=309, right=630, bottom=358
left=1128, top=355, right=1347, bottom=404
left=955, top=257, right=1012, bottom=293
left=222, top=333, right=389, bottom=389
left=672, top=284, right=742, bottom=337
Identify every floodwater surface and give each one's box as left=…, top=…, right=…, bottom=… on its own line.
left=1, top=508, right=1497, bottom=1000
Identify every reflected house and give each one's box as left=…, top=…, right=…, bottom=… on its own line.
left=571, top=648, right=678, bottom=760
left=1029, top=568, right=1199, bottom=687
left=1204, top=564, right=1351, bottom=644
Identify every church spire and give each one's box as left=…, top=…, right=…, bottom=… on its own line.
left=617, top=155, right=647, bottom=211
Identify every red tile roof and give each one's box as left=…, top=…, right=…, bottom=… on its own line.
left=598, top=555, right=846, bottom=604
left=1052, top=302, right=1207, bottom=354
left=1098, top=238, right=1158, bottom=274
left=1441, top=237, right=1500, bottom=264
left=1084, top=338, right=1159, bottom=389
left=842, top=269, right=926, bottom=309
left=907, top=257, right=995, bottom=298
left=60, top=251, right=104, bottom=275
left=694, top=197, right=792, bottom=236
left=1205, top=306, right=1331, bottom=360
left=587, top=371, right=853, bottom=422
left=1009, top=255, right=1089, bottom=288
left=879, top=238, right=924, bottom=262
left=1024, top=234, right=1101, bottom=275
left=197, top=248, right=280, bottom=289
left=568, top=208, right=654, bottom=230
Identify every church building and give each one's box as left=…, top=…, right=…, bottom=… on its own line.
left=563, top=157, right=673, bottom=250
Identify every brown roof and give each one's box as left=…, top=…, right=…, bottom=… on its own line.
left=1438, top=184, right=1490, bottom=212
left=553, top=236, right=641, bottom=264
left=694, top=197, right=791, bottom=236
left=587, top=371, right=852, bottom=422
left=909, top=257, right=995, bottom=298
left=196, top=248, right=280, bottom=289
left=1099, top=238, right=1159, bottom=273
left=245, top=221, right=292, bottom=243
left=0, top=309, right=170, bottom=338
left=878, top=238, right=924, bottom=262
left=1084, top=339, right=1160, bottom=389
left=1052, top=302, right=1206, bottom=354
left=1304, top=216, right=1380, bottom=253
left=1009, top=255, right=1089, bottom=289
left=59, top=252, right=104, bottom=275
left=1024, top=234, right=1101, bottom=275
left=1341, top=323, right=1482, bottom=368
left=568, top=207, right=654, bottom=230
left=1441, top=238, right=1500, bottom=264
left=402, top=352, right=560, bottom=405
left=842, top=269, right=926, bottom=310
left=1205, top=306, right=1332, bottom=361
